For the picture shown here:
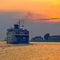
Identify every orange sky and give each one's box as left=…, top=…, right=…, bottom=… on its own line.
left=0, top=0, right=60, bottom=23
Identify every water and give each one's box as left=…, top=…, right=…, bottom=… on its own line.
left=0, top=41, right=60, bottom=60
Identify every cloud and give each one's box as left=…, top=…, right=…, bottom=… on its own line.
left=39, top=18, right=60, bottom=20
left=23, top=12, right=60, bottom=23
left=0, top=11, right=60, bottom=23
left=51, top=18, right=60, bottom=20
left=37, top=18, right=60, bottom=23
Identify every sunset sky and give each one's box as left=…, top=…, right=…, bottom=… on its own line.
left=0, top=0, right=60, bottom=23
left=0, top=0, right=60, bottom=40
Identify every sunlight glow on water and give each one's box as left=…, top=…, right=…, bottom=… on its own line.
left=0, top=41, right=60, bottom=60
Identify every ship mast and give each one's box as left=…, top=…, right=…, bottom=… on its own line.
left=18, top=19, right=20, bottom=26
left=18, top=19, right=24, bottom=28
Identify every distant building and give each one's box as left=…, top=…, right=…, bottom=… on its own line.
left=31, top=35, right=60, bottom=42
left=6, top=23, right=29, bottom=44
left=31, top=36, right=43, bottom=42
left=48, top=35, right=60, bottom=42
